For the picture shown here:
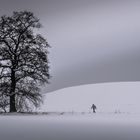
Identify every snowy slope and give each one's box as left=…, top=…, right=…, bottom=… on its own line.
left=41, top=82, right=140, bottom=114
left=1, top=82, right=140, bottom=140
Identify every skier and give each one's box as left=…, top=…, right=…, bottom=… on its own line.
left=91, top=104, right=97, bottom=113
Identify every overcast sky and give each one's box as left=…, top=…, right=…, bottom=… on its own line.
left=1, top=0, right=140, bottom=92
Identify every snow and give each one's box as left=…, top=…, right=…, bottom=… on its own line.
left=1, top=82, right=140, bottom=140
left=41, top=82, right=140, bottom=114
left=0, top=113, right=140, bottom=140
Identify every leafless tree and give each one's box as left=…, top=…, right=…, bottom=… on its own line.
left=0, top=95, right=9, bottom=112
left=0, top=11, right=50, bottom=112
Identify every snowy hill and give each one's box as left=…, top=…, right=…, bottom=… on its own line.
left=41, top=82, right=140, bottom=114
left=1, top=82, right=140, bottom=140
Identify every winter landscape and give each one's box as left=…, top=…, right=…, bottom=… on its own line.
left=1, top=82, right=140, bottom=140
left=1, top=0, right=140, bottom=140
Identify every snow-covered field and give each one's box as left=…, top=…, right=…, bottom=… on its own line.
left=1, top=82, right=140, bottom=140
left=41, top=82, right=140, bottom=114
left=0, top=113, right=140, bottom=140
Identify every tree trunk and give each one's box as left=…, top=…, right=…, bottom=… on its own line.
left=10, top=94, right=16, bottom=112
left=9, top=69, right=17, bottom=112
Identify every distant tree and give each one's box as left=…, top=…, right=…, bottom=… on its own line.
left=0, top=11, right=50, bottom=112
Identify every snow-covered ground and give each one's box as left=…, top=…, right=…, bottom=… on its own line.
left=0, top=113, right=140, bottom=140
left=41, top=82, right=140, bottom=114
left=1, top=82, right=140, bottom=140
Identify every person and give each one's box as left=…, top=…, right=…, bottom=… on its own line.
left=91, top=104, right=97, bottom=113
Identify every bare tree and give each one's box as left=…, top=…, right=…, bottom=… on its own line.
left=0, top=11, right=50, bottom=112
left=0, top=95, right=9, bottom=112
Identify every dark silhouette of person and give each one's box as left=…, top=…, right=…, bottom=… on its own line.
left=91, top=104, right=97, bottom=113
